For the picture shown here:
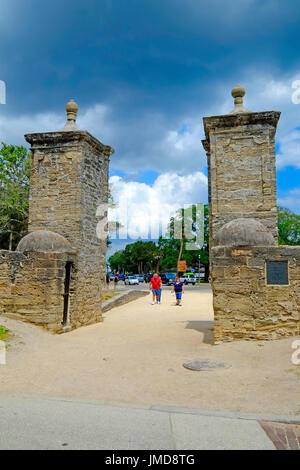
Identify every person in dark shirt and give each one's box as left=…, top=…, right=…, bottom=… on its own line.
left=171, top=276, right=185, bottom=306
left=113, top=273, right=119, bottom=290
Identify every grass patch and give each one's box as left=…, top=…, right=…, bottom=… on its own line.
left=102, top=292, right=120, bottom=302
left=0, top=325, right=10, bottom=341
left=286, top=366, right=300, bottom=377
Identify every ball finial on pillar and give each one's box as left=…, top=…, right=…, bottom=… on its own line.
left=232, top=84, right=245, bottom=104
left=229, top=84, right=250, bottom=114
left=62, top=99, right=79, bottom=131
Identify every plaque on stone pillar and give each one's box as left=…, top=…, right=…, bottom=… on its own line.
left=266, top=261, right=289, bottom=285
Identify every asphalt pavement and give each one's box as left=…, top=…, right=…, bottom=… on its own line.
left=110, top=282, right=212, bottom=293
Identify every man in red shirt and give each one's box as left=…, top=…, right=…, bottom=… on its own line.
left=149, top=273, right=162, bottom=305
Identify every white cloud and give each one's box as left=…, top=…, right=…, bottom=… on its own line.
left=163, top=122, right=204, bottom=165
left=278, top=188, right=300, bottom=214
left=0, top=103, right=208, bottom=174
left=0, top=111, right=64, bottom=145
left=241, top=73, right=300, bottom=170
left=0, top=104, right=111, bottom=146
left=277, top=130, right=300, bottom=169
left=108, top=171, right=208, bottom=241
left=1, top=70, right=300, bottom=174
left=215, top=71, right=300, bottom=169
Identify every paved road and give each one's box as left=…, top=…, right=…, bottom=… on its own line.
left=108, top=283, right=212, bottom=293
left=0, top=396, right=277, bottom=450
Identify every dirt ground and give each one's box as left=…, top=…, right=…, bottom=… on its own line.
left=0, top=289, right=299, bottom=416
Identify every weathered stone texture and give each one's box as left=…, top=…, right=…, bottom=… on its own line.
left=203, top=95, right=300, bottom=343
left=23, top=130, right=112, bottom=330
left=203, top=112, right=280, bottom=250
left=0, top=250, right=76, bottom=332
left=212, top=245, right=300, bottom=341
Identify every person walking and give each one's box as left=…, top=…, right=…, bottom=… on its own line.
left=149, top=273, right=162, bottom=305
left=106, top=273, right=110, bottom=289
left=113, top=273, right=119, bottom=290
left=171, top=276, right=184, bottom=306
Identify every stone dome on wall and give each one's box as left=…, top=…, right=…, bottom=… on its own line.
left=17, top=230, right=75, bottom=253
left=214, top=218, right=276, bottom=247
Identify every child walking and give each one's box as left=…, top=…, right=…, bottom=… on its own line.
left=171, top=276, right=184, bottom=306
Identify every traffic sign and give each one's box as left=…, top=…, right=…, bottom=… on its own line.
left=177, top=260, right=187, bottom=272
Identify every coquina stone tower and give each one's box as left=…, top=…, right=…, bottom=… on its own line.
left=202, top=86, right=300, bottom=342
left=203, top=85, right=280, bottom=251
left=24, top=100, right=114, bottom=330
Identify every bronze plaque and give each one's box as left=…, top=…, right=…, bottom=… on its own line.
left=266, top=261, right=288, bottom=285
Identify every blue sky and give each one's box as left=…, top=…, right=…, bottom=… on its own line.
left=0, top=0, right=300, bottom=254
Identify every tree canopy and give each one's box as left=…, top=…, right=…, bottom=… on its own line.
left=108, top=241, right=158, bottom=273
left=108, top=204, right=210, bottom=278
left=108, top=204, right=300, bottom=278
left=0, top=143, right=31, bottom=250
left=0, top=142, right=299, bottom=265
left=278, top=206, right=300, bottom=245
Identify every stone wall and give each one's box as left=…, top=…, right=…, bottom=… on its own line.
left=25, top=130, right=112, bottom=329
left=202, top=112, right=280, bottom=250
left=212, top=245, right=300, bottom=342
left=0, top=250, right=76, bottom=333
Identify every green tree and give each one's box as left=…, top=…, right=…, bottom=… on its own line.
left=278, top=206, right=300, bottom=245
left=157, top=236, right=181, bottom=271
left=184, top=204, right=210, bottom=280
left=161, top=204, right=210, bottom=280
left=124, top=241, right=157, bottom=273
left=108, top=241, right=158, bottom=273
left=108, top=250, right=126, bottom=272
left=0, top=143, right=31, bottom=250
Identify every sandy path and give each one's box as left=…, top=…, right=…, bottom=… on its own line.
left=0, top=290, right=299, bottom=416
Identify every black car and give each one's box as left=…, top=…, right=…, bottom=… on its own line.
left=145, top=273, right=153, bottom=283
left=160, top=273, right=176, bottom=286
left=160, top=273, right=168, bottom=284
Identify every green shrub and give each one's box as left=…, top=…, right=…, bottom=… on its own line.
left=0, top=325, right=9, bottom=341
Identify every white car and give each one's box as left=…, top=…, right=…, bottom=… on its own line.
left=124, top=276, right=139, bottom=286
left=180, top=274, right=196, bottom=285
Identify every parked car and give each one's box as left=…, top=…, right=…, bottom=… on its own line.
left=137, top=274, right=145, bottom=283
left=124, top=275, right=139, bottom=286
left=160, top=273, right=176, bottom=285
left=180, top=274, right=196, bottom=285
left=195, top=273, right=205, bottom=280
left=159, top=273, right=168, bottom=285
left=145, top=273, right=153, bottom=283
left=166, top=273, right=176, bottom=285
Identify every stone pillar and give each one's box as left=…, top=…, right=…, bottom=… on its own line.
left=201, top=86, right=300, bottom=343
left=25, top=100, right=114, bottom=329
left=202, top=85, right=280, bottom=249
